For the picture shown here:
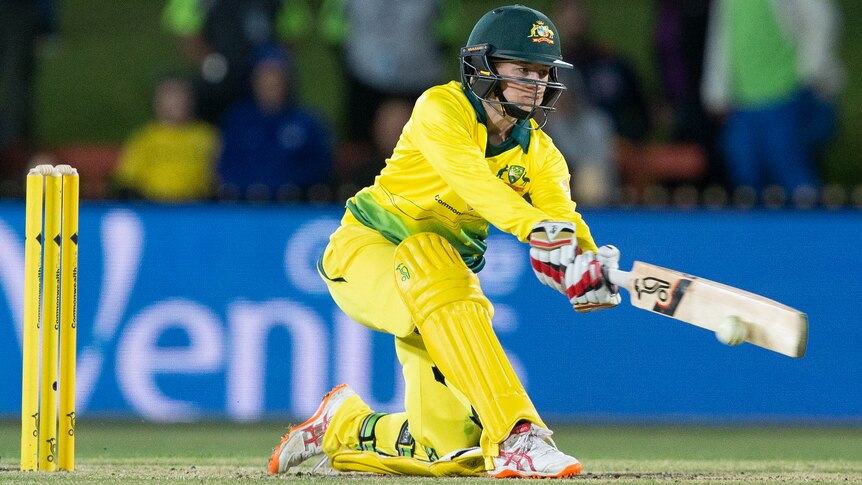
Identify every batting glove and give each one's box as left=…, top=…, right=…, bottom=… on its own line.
left=528, top=221, right=578, bottom=294
left=565, top=245, right=621, bottom=313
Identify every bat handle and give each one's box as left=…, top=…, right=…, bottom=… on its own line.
left=606, top=268, right=630, bottom=288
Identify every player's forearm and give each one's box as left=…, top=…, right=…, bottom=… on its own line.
left=414, top=134, right=546, bottom=240
left=444, top=175, right=547, bottom=241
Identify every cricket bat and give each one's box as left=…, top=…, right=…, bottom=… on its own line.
left=606, top=262, right=808, bottom=358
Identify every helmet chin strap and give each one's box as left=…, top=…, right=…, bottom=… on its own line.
left=486, top=102, right=520, bottom=134
left=488, top=87, right=549, bottom=131
left=494, top=87, right=531, bottom=120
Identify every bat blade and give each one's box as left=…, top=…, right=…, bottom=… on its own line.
left=609, top=261, right=808, bottom=358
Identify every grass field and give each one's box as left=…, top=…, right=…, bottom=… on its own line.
left=1, top=421, right=860, bottom=483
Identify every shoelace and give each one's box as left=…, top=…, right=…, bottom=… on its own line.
left=505, top=426, right=559, bottom=461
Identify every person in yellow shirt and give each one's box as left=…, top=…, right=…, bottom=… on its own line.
left=112, top=75, right=219, bottom=201
left=269, top=5, right=620, bottom=479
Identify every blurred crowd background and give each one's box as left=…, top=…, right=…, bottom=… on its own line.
left=1, top=0, right=860, bottom=209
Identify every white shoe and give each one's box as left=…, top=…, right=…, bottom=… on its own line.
left=489, top=422, right=582, bottom=479
left=268, top=384, right=355, bottom=474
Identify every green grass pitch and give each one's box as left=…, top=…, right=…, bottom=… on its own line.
left=0, top=421, right=861, bottom=484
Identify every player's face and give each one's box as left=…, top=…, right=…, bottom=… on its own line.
left=495, top=61, right=551, bottom=108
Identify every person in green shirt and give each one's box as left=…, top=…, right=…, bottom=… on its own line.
left=702, top=0, right=845, bottom=199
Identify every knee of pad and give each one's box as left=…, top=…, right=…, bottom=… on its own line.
left=393, top=233, right=492, bottom=322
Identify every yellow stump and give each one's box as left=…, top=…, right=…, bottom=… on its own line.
left=20, top=173, right=44, bottom=471
left=39, top=171, right=62, bottom=471
left=58, top=170, right=78, bottom=471
left=21, top=165, right=79, bottom=471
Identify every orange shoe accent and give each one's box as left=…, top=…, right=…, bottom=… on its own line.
left=267, top=384, right=349, bottom=474
left=491, top=461, right=582, bottom=479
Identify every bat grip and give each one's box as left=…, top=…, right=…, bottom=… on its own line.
left=605, top=268, right=630, bottom=288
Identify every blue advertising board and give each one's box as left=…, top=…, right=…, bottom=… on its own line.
left=0, top=203, right=859, bottom=423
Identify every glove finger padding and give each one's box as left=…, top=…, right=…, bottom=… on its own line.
left=565, top=248, right=621, bottom=312
left=529, top=247, right=565, bottom=292
left=529, top=222, right=577, bottom=294
left=596, top=244, right=621, bottom=294
left=596, top=245, right=620, bottom=269
left=564, top=251, right=600, bottom=300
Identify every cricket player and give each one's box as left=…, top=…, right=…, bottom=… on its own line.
left=269, top=4, right=620, bottom=479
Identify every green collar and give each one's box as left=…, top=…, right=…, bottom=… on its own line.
left=464, top=87, right=531, bottom=157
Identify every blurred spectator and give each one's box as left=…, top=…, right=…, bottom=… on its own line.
left=544, top=70, right=619, bottom=206
left=653, top=0, right=724, bottom=188
left=702, top=0, right=845, bottom=195
left=333, top=98, right=413, bottom=196
left=0, top=0, right=56, bottom=193
left=318, top=0, right=461, bottom=149
left=553, top=0, right=652, bottom=143
left=111, top=75, right=220, bottom=201
left=161, top=0, right=311, bottom=124
left=217, top=44, right=331, bottom=201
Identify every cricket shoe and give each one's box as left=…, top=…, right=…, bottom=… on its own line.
left=489, top=422, right=582, bottom=479
left=268, top=384, right=355, bottom=474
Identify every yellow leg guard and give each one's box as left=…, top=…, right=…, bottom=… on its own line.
left=322, top=395, right=436, bottom=459
left=322, top=394, right=373, bottom=457
left=330, top=448, right=485, bottom=477
left=393, top=233, right=545, bottom=463
left=429, top=448, right=486, bottom=477
left=331, top=450, right=434, bottom=476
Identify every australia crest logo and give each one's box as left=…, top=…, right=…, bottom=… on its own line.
left=497, top=165, right=530, bottom=190
left=529, top=21, right=555, bottom=44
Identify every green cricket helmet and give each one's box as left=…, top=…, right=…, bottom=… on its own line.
left=460, top=4, right=572, bottom=127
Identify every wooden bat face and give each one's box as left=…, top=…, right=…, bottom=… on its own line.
left=619, top=262, right=807, bottom=358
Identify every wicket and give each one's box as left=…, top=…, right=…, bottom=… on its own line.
left=20, top=164, right=79, bottom=472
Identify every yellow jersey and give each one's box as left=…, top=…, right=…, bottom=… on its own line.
left=345, top=81, right=596, bottom=271
left=115, top=121, right=219, bottom=201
